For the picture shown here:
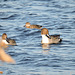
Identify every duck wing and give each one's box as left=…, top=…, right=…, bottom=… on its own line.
left=6, top=38, right=16, bottom=44
left=50, top=34, right=60, bottom=39
left=46, top=34, right=51, bottom=39
left=33, top=25, right=42, bottom=27
left=6, top=38, right=10, bottom=43
left=36, top=25, right=42, bottom=27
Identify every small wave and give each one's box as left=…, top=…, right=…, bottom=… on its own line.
left=6, top=70, right=15, bottom=74
left=0, top=14, right=20, bottom=20
left=0, top=4, right=11, bottom=8
left=51, top=65, right=61, bottom=67
left=17, top=28, right=41, bottom=36
left=1, top=0, right=17, bottom=1
left=65, top=10, right=75, bottom=14
left=0, top=25, right=3, bottom=27
left=57, top=25, right=73, bottom=30
left=53, top=5, right=63, bottom=9
left=25, top=30, right=41, bottom=36
left=34, top=0, right=52, bottom=1
left=29, top=13, right=38, bottom=16
left=15, top=27, right=26, bottom=31
left=0, top=25, right=5, bottom=30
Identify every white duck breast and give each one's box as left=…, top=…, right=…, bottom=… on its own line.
left=2, top=40, right=9, bottom=44
left=42, top=35, right=50, bottom=43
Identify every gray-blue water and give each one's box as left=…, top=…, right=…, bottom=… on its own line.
left=0, top=0, right=75, bottom=75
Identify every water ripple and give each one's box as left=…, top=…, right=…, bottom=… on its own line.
left=0, top=0, right=75, bottom=75
left=0, top=14, right=20, bottom=20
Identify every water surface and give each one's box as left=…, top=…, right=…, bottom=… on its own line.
left=0, top=0, right=75, bottom=75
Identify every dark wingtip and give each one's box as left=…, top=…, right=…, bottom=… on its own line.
left=59, top=39, right=62, bottom=42
left=6, top=38, right=10, bottom=43
left=40, top=25, right=42, bottom=27
left=23, top=25, right=26, bottom=27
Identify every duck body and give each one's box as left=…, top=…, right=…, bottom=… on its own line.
left=30, top=24, right=42, bottom=29
left=24, top=22, right=42, bottom=29
left=6, top=38, right=16, bottom=45
left=0, top=33, right=16, bottom=47
left=41, top=28, right=62, bottom=44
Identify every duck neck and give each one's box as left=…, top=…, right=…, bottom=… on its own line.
left=42, top=35, right=49, bottom=43
left=26, top=26, right=30, bottom=28
left=2, top=40, right=9, bottom=44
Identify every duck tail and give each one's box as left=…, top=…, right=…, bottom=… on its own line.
left=59, top=38, right=62, bottom=42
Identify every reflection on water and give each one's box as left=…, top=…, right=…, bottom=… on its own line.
left=42, top=44, right=50, bottom=49
left=42, top=49, right=50, bottom=55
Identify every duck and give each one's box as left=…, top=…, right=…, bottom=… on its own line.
left=0, top=33, right=16, bottom=46
left=41, top=28, right=62, bottom=44
left=24, top=22, right=42, bottom=29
